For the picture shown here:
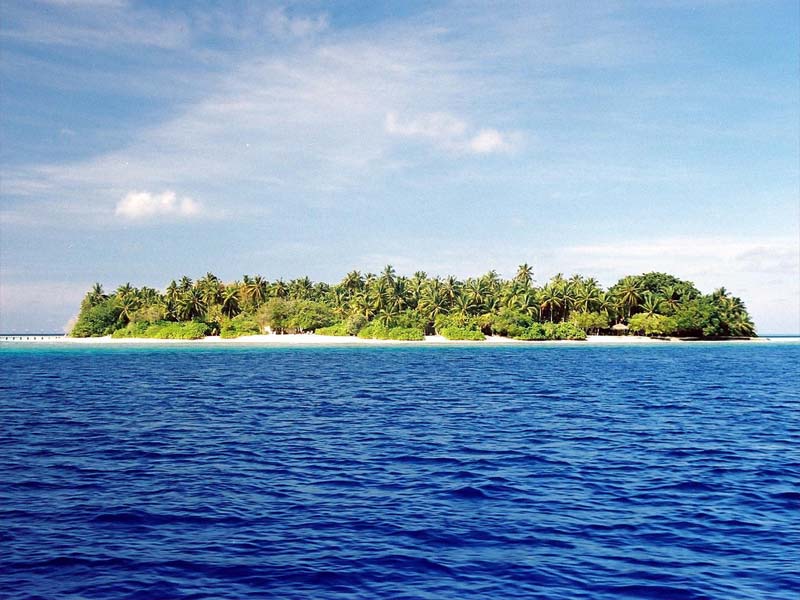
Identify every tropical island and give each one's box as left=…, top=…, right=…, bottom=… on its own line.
left=69, top=266, right=756, bottom=342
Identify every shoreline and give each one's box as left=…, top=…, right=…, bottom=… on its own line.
left=1, top=334, right=794, bottom=346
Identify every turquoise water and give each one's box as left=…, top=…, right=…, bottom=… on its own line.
left=1, top=343, right=798, bottom=599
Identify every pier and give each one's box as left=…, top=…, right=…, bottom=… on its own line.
left=0, top=335, right=68, bottom=343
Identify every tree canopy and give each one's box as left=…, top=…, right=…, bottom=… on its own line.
left=71, top=267, right=756, bottom=340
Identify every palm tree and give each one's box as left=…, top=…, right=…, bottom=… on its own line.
left=419, top=285, right=448, bottom=323
left=540, top=284, right=562, bottom=322
left=88, top=283, right=107, bottom=306
left=118, top=293, right=140, bottom=323
left=465, top=278, right=488, bottom=310
left=249, top=275, right=267, bottom=307
left=221, top=286, right=240, bottom=318
left=350, top=291, right=375, bottom=319
left=661, top=285, right=681, bottom=314
left=480, top=270, right=501, bottom=293
left=271, top=279, right=288, bottom=298
left=388, top=279, right=409, bottom=313
left=342, top=270, right=364, bottom=295
left=452, top=294, right=475, bottom=319
left=573, top=284, right=600, bottom=313
left=328, top=288, right=349, bottom=320
left=728, top=311, right=756, bottom=337
left=442, top=276, right=460, bottom=305
left=380, top=264, right=396, bottom=287
left=514, top=263, right=534, bottom=286
left=289, top=276, right=313, bottom=300
left=198, top=273, right=222, bottom=307
left=640, top=293, right=662, bottom=317
left=512, top=290, right=539, bottom=319
left=178, top=288, right=206, bottom=321
left=164, top=280, right=180, bottom=320
left=617, top=277, right=644, bottom=319
left=116, top=282, right=134, bottom=299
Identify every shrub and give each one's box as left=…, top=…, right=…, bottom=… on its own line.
left=628, top=313, right=677, bottom=336
left=315, top=322, right=350, bottom=336
left=145, top=321, right=210, bottom=339
left=434, top=314, right=481, bottom=333
left=71, top=298, right=122, bottom=337
left=673, top=298, right=723, bottom=337
left=486, top=309, right=533, bottom=337
left=108, top=320, right=210, bottom=340
left=220, top=315, right=261, bottom=338
left=553, top=322, right=587, bottom=340
left=440, top=326, right=485, bottom=341
left=513, top=321, right=586, bottom=341
left=357, top=323, right=424, bottom=341
left=257, top=298, right=292, bottom=333
left=514, top=323, right=547, bottom=341
left=288, top=300, right=335, bottom=332
left=345, top=314, right=368, bottom=335
left=111, top=321, right=149, bottom=338
left=129, top=304, right=166, bottom=324
left=569, top=311, right=609, bottom=334
left=385, top=327, right=425, bottom=341
left=388, top=310, right=427, bottom=330
left=357, top=323, right=387, bottom=339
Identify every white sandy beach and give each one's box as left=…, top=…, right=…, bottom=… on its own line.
left=2, top=333, right=791, bottom=345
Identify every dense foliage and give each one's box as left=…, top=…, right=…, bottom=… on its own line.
left=71, top=266, right=756, bottom=339
left=111, top=321, right=211, bottom=340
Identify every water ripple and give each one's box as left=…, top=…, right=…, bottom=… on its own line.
left=1, top=343, right=798, bottom=599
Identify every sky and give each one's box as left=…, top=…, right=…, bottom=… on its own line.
left=1, top=0, right=798, bottom=333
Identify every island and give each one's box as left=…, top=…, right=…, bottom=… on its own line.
left=69, top=266, right=756, bottom=342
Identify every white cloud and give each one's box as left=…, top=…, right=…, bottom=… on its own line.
left=115, top=190, right=201, bottom=220
left=385, top=111, right=467, bottom=139
left=385, top=111, right=516, bottom=155
left=469, top=129, right=508, bottom=153
left=267, top=8, right=328, bottom=39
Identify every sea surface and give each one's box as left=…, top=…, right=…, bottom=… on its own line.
left=1, top=343, right=798, bottom=599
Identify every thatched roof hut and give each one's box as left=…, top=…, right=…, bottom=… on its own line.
left=611, top=323, right=629, bottom=335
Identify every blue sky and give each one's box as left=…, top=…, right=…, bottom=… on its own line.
left=1, top=0, right=798, bottom=333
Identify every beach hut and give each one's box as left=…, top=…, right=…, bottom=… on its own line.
left=611, top=323, right=629, bottom=336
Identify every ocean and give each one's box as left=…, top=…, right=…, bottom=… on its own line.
left=1, top=343, right=798, bottom=599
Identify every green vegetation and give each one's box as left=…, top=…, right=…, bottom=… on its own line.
left=111, top=321, right=210, bottom=340
left=315, top=322, right=350, bottom=336
left=514, top=322, right=587, bottom=341
left=220, top=315, right=260, bottom=339
left=71, top=267, right=756, bottom=340
left=357, top=323, right=425, bottom=341
left=439, top=327, right=486, bottom=341
left=434, top=314, right=485, bottom=340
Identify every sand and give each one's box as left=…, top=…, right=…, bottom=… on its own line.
left=1, top=333, right=785, bottom=345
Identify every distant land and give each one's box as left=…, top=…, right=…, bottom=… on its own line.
left=66, top=267, right=756, bottom=342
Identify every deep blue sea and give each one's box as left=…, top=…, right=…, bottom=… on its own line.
left=1, top=343, right=799, bottom=599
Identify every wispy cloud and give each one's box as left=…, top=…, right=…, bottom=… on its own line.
left=468, top=129, right=511, bottom=154
left=3, top=1, right=190, bottom=49
left=267, top=7, right=328, bottom=39
left=385, top=111, right=518, bottom=155
left=115, top=191, right=202, bottom=220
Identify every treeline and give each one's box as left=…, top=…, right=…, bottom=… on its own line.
left=71, top=266, right=756, bottom=340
